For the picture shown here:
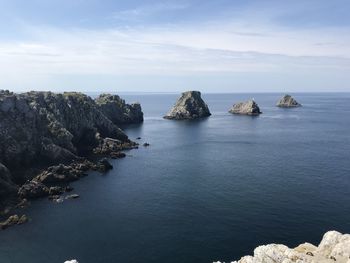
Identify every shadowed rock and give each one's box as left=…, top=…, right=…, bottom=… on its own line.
left=95, top=94, right=143, bottom=125
left=229, top=100, right=262, bottom=115
left=276, top=94, right=301, bottom=107
left=164, top=91, right=211, bottom=120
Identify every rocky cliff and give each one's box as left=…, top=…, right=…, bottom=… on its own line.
left=276, top=94, right=301, bottom=107
left=227, top=231, right=350, bottom=263
left=229, top=100, right=262, bottom=115
left=164, top=91, right=211, bottom=120
left=95, top=94, right=143, bottom=125
left=0, top=90, right=141, bottom=206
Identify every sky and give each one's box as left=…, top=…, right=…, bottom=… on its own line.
left=0, top=0, right=349, bottom=93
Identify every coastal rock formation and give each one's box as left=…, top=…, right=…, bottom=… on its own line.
left=229, top=100, right=262, bottom=115
left=276, top=94, right=301, bottom=107
left=164, top=91, right=211, bottom=120
left=0, top=214, right=28, bottom=230
left=0, top=163, right=17, bottom=202
left=0, top=90, right=140, bottom=207
left=95, top=94, right=143, bottom=125
left=229, top=231, right=350, bottom=263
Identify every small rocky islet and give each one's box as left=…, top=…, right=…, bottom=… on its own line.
left=276, top=94, right=302, bottom=108
left=229, top=99, right=262, bottom=116
left=0, top=90, right=143, bottom=227
left=164, top=91, right=211, bottom=120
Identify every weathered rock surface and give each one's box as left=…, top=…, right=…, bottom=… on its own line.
left=0, top=90, right=141, bottom=206
left=95, top=94, right=143, bottom=125
left=229, top=231, right=350, bottom=263
left=276, top=94, right=301, bottom=107
left=0, top=163, right=17, bottom=202
left=164, top=91, right=211, bottom=120
left=229, top=100, right=262, bottom=115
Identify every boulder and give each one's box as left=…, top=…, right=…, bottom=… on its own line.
left=164, top=91, right=211, bottom=120
left=229, top=100, right=261, bottom=115
left=276, top=94, right=301, bottom=107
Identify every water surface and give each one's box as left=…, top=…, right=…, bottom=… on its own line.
left=0, top=93, right=349, bottom=263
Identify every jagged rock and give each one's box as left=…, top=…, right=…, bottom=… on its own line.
left=0, top=214, right=28, bottom=230
left=18, top=180, right=49, bottom=199
left=0, top=163, right=17, bottom=202
left=110, top=152, right=126, bottom=159
left=276, top=94, right=301, bottom=107
left=97, top=158, right=113, bottom=172
left=230, top=231, right=350, bottom=263
left=16, top=198, right=29, bottom=209
left=95, top=93, right=143, bottom=125
left=34, top=164, right=83, bottom=184
left=229, top=100, right=262, bottom=115
left=49, top=186, right=64, bottom=195
left=93, top=137, right=138, bottom=155
left=164, top=91, right=211, bottom=120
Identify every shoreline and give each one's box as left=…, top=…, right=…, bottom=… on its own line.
left=0, top=90, right=144, bottom=228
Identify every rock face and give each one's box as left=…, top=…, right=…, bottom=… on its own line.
left=164, top=91, right=211, bottom=120
left=95, top=94, right=143, bottom=125
left=229, top=100, right=262, bottom=115
left=276, top=94, right=301, bottom=107
left=0, top=163, right=17, bottom=203
left=0, top=90, right=140, bottom=206
left=230, top=231, right=350, bottom=263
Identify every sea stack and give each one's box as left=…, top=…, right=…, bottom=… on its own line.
left=276, top=94, right=301, bottom=107
left=164, top=91, right=211, bottom=120
left=229, top=100, right=261, bottom=115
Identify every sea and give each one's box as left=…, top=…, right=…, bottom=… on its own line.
left=0, top=93, right=349, bottom=263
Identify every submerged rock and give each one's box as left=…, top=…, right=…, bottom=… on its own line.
left=164, top=91, right=211, bottom=120
left=230, top=230, right=350, bottom=263
left=229, top=100, right=262, bottom=115
left=95, top=93, right=143, bottom=125
left=276, top=94, right=301, bottom=107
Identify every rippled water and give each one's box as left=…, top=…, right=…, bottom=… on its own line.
left=0, top=93, right=349, bottom=263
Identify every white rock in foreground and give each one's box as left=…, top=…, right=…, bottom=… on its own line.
left=64, top=260, right=79, bottom=263
left=226, top=231, right=350, bottom=263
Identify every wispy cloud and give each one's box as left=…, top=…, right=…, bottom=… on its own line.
left=111, top=2, right=190, bottom=21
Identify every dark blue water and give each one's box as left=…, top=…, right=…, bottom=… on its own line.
left=0, top=93, right=349, bottom=263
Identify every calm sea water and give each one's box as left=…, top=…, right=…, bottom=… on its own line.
left=0, top=93, right=349, bottom=263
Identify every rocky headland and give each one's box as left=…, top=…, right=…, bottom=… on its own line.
left=95, top=93, right=143, bottom=124
left=164, top=91, right=211, bottom=120
left=0, top=90, right=143, bottom=224
left=229, top=100, right=262, bottom=115
left=216, top=231, right=350, bottom=263
left=276, top=94, right=301, bottom=108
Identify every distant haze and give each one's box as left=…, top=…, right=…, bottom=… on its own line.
left=0, top=0, right=349, bottom=93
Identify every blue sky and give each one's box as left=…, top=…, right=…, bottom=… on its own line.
left=0, top=0, right=349, bottom=92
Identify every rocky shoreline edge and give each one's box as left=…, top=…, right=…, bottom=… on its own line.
left=215, top=230, right=350, bottom=263
left=0, top=90, right=144, bottom=229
